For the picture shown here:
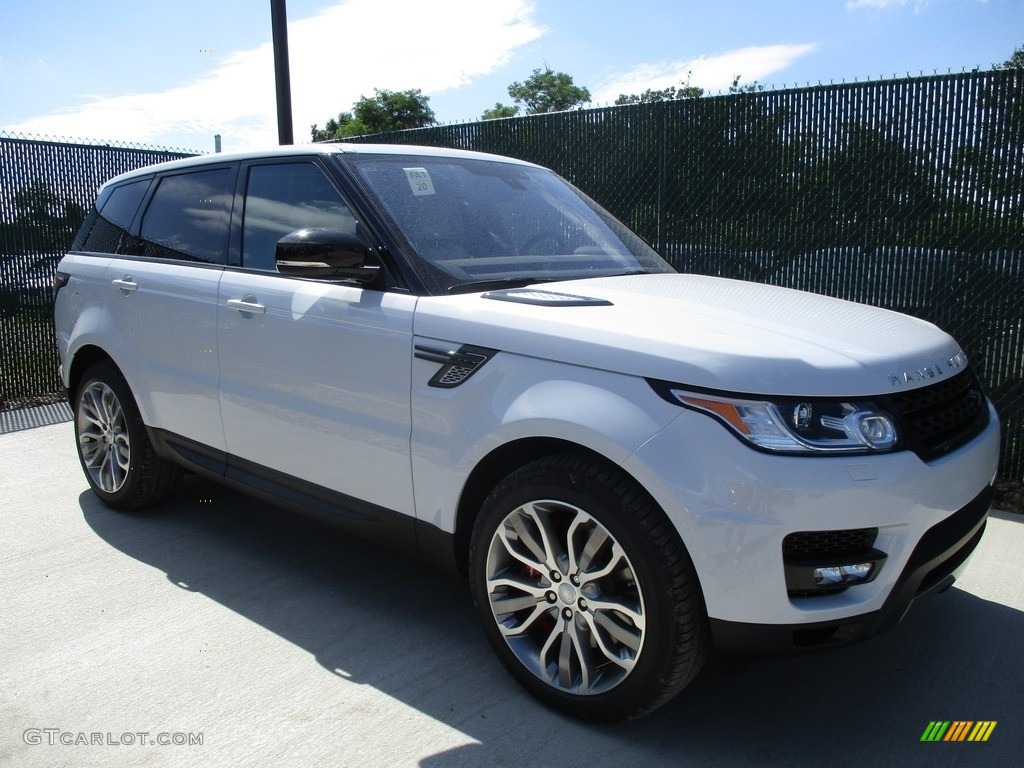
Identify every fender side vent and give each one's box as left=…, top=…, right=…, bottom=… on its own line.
left=414, top=344, right=498, bottom=389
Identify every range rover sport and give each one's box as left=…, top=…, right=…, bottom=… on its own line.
left=54, top=144, right=1000, bottom=721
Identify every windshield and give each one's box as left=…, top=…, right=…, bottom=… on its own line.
left=345, top=154, right=674, bottom=293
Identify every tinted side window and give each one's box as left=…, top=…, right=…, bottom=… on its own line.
left=242, top=162, right=357, bottom=271
left=79, top=179, right=150, bottom=254
left=139, top=168, right=233, bottom=263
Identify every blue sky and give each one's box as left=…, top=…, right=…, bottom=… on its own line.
left=1, top=0, right=1021, bottom=153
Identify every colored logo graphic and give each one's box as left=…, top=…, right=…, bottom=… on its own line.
left=921, top=721, right=997, bottom=742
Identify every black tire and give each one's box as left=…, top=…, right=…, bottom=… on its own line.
left=73, top=362, right=182, bottom=510
left=468, top=452, right=709, bottom=721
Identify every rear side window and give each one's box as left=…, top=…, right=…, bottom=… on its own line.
left=77, top=179, right=150, bottom=254
left=241, top=162, right=357, bottom=271
left=139, top=168, right=234, bottom=264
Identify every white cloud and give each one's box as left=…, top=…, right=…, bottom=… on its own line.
left=6, top=0, right=542, bottom=151
left=591, top=44, right=818, bottom=104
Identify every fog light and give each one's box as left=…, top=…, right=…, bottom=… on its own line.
left=786, top=548, right=886, bottom=596
left=814, top=562, right=875, bottom=586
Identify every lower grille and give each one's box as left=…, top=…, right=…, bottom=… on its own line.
left=783, top=527, right=878, bottom=560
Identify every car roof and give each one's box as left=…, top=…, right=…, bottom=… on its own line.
left=99, top=143, right=539, bottom=190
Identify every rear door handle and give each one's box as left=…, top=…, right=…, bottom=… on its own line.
left=111, top=276, right=137, bottom=292
left=226, top=297, right=266, bottom=316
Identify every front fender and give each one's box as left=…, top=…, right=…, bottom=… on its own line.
left=409, top=347, right=681, bottom=532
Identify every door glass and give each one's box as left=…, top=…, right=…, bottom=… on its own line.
left=81, top=178, right=150, bottom=254
left=242, top=163, right=358, bottom=271
left=139, top=168, right=234, bottom=263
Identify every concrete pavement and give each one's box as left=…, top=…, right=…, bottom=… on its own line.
left=2, top=421, right=1022, bottom=767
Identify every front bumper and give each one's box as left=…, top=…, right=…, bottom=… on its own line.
left=621, top=399, right=1000, bottom=644
left=709, top=484, right=991, bottom=655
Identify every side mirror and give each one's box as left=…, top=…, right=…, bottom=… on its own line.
left=275, top=228, right=380, bottom=283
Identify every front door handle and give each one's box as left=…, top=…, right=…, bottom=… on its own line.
left=226, top=297, right=266, bottom=316
left=112, top=276, right=137, bottom=292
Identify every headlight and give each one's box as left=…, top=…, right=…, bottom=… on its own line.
left=672, top=391, right=899, bottom=454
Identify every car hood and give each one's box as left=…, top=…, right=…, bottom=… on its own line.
left=413, top=273, right=967, bottom=397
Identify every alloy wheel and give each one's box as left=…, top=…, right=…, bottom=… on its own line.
left=77, top=381, right=130, bottom=493
left=483, top=499, right=646, bottom=695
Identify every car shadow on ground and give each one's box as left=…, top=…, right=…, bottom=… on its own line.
left=81, top=476, right=1023, bottom=768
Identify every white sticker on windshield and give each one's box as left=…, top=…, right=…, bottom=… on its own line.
left=403, top=167, right=435, bottom=196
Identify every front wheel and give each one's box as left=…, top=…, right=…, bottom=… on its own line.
left=73, top=362, right=182, bottom=510
left=468, top=452, right=709, bottom=721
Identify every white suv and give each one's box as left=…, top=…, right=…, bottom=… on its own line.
left=54, top=144, right=1000, bottom=721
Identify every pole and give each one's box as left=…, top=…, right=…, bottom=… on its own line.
left=270, top=0, right=294, bottom=145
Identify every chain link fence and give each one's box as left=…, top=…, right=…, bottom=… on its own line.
left=354, top=69, right=1024, bottom=480
left=1, top=69, right=1021, bottom=479
left=0, top=134, right=194, bottom=408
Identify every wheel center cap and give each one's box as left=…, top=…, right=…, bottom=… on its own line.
left=558, top=583, right=576, bottom=605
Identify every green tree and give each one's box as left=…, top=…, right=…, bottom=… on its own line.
left=727, top=75, right=764, bottom=94
left=2, top=181, right=86, bottom=254
left=953, top=45, right=1024, bottom=220
left=614, top=73, right=760, bottom=106
left=615, top=74, right=704, bottom=105
left=481, top=102, right=520, bottom=120
left=354, top=88, right=436, bottom=132
left=506, top=68, right=591, bottom=114
left=0, top=180, right=85, bottom=317
left=310, top=112, right=367, bottom=142
left=996, top=44, right=1024, bottom=70
left=311, top=88, right=436, bottom=141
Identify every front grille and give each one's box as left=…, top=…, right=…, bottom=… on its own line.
left=885, top=368, right=989, bottom=462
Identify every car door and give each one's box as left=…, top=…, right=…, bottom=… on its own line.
left=103, top=164, right=235, bottom=452
left=217, top=159, right=417, bottom=518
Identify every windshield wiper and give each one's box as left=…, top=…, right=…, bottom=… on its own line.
left=448, top=270, right=652, bottom=295
left=447, top=277, right=556, bottom=295
left=596, top=269, right=649, bottom=278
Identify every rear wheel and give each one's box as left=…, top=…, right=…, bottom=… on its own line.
left=74, top=362, right=181, bottom=510
left=469, top=452, right=709, bottom=721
